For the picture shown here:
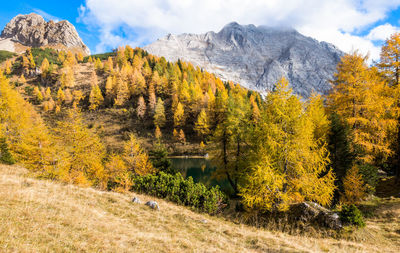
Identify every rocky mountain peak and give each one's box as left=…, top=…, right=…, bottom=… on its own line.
left=0, top=13, right=90, bottom=55
left=144, top=22, right=344, bottom=97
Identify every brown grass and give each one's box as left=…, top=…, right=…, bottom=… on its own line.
left=0, top=164, right=399, bottom=252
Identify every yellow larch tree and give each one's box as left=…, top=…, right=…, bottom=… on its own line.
left=122, top=134, right=155, bottom=176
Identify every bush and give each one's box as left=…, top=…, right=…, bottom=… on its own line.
left=131, top=172, right=227, bottom=214
left=0, top=137, right=15, bottom=165
left=340, top=204, right=365, bottom=227
left=358, top=164, right=378, bottom=194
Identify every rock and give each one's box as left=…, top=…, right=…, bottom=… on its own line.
left=0, top=13, right=90, bottom=55
left=145, top=200, right=159, bottom=210
left=144, top=22, right=343, bottom=98
left=289, top=202, right=341, bottom=230
left=316, top=211, right=342, bottom=230
left=200, top=219, right=208, bottom=224
left=131, top=196, right=141, bottom=204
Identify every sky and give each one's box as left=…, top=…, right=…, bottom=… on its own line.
left=1, top=0, right=400, bottom=61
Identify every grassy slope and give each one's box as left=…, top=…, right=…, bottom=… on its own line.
left=1, top=165, right=399, bottom=252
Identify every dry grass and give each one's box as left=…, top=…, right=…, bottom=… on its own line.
left=0, top=164, right=399, bottom=253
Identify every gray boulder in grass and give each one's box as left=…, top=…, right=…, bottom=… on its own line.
left=146, top=201, right=160, bottom=210
left=132, top=196, right=141, bottom=204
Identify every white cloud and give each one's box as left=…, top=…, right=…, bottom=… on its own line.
left=366, top=23, right=400, bottom=41
left=80, top=0, right=400, bottom=59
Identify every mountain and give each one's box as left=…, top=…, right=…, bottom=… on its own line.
left=0, top=13, right=90, bottom=55
left=144, top=22, right=344, bottom=97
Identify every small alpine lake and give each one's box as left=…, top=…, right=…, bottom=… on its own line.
left=170, top=157, right=234, bottom=195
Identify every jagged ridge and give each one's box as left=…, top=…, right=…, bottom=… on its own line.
left=144, top=22, right=344, bottom=97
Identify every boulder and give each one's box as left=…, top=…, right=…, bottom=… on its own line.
left=131, top=196, right=141, bottom=204
left=145, top=200, right=159, bottom=210
left=288, top=202, right=341, bottom=230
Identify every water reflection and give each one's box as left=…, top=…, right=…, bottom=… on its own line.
left=171, top=158, right=233, bottom=195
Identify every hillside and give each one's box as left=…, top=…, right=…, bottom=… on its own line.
left=1, top=164, right=399, bottom=252
left=144, top=22, right=343, bottom=97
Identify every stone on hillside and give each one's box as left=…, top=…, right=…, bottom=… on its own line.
left=131, top=196, right=141, bottom=204
left=289, top=202, right=342, bottom=230
left=145, top=200, right=160, bottom=210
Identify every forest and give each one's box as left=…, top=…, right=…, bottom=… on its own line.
left=1, top=32, right=400, bottom=227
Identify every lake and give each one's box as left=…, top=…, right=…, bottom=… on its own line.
left=170, top=158, right=233, bottom=195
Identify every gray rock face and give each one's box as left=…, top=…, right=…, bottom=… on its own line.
left=144, top=22, right=344, bottom=97
left=0, top=13, right=90, bottom=55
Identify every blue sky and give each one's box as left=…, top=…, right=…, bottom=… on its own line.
left=1, top=0, right=400, bottom=60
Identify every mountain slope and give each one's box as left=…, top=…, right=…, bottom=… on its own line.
left=0, top=13, right=90, bottom=55
left=1, top=164, right=399, bottom=252
left=144, top=22, right=343, bottom=97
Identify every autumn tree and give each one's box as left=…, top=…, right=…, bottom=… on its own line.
left=154, top=98, right=166, bottom=127
left=327, top=52, right=395, bottom=185
left=173, top=102, right=185, bottom=127
left=379, top=33, right=400, bottom=181
left=240, top=78, right=335, bottom=211
left=89, top=83, right=104, bottom=110
left=340, top=165, right=366, bottom=204
left=122, top=134, right=155, bottom=175
left=53, top=109, right=106, bottom=186
left=40, top=58, right=50, bottom=80
left=0, top=73, right=55, bottom=175
left=105, top=154, right=131, bottom=192
left=194, top=109, right=210, bottom=138
left=114, top=78, right=129, bottom=107
left=136, top=96, right=146, bottom=119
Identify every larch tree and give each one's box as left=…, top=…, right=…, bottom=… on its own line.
left=122, top=134, right=155, bottom=176
left=328, top=53, right=395, bottom=167
left=154, top=98, right=166, bottom=128
left=173, top=102, right=185, bottom=128
left=105, top=153, right=131, bottom=192
left=89, top=83, right=104, bottom=110
left=240, top=78, right=335, bottom=211
left=0, top=73, right=55, bottom=175
left=379, top=33, right=400, bottom=181
left=53, top=109, right=106, bottom=187
left=114, top=78, right=130, bottom=107
left=136, top=96, right=146, bottom=119
left=194, top=109, right=210, bottom=138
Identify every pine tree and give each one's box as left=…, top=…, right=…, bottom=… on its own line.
left=154, top=98, right=166, bottom=127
